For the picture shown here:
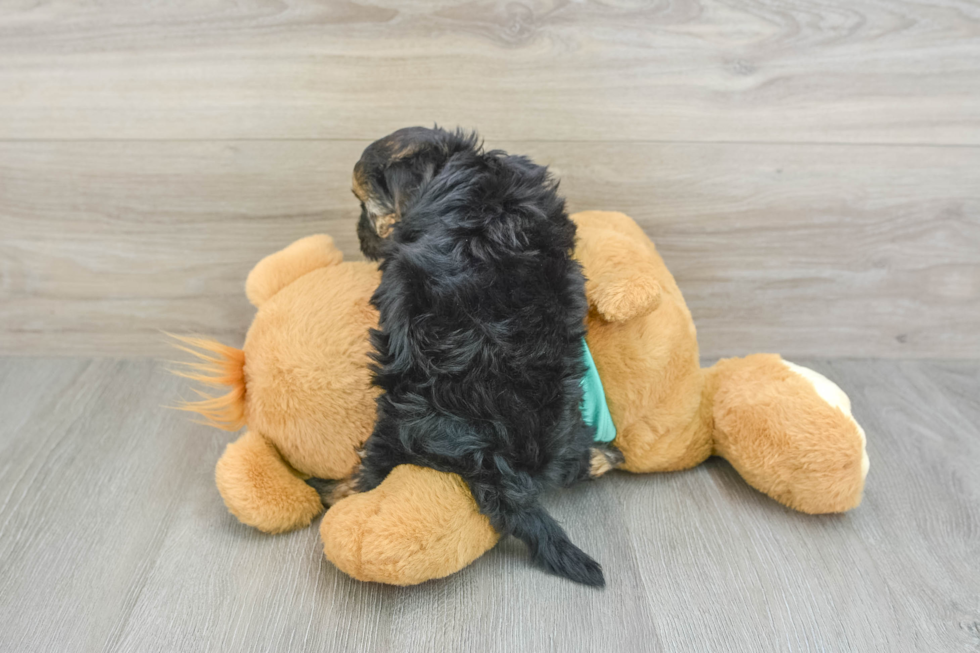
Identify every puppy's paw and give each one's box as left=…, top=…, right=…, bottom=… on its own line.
left=305, top=476, right=360, bottom=507
left=589, top=444, right=625, bottom=478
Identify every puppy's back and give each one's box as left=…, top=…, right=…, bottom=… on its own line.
left=364, top=139, right=603, bottom=586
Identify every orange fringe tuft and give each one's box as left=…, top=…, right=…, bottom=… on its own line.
left=166, top=333, right=247, bottom=431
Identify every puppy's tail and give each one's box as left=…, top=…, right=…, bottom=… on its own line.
left=166, top=334, right=247, bottom=431
left=507, top=503, right=605, bottom=587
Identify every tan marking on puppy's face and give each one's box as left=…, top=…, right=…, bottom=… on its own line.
left=355, top=127, right=445, bottom=257
left=374, top=213, right=397, bottom=238
left=352, top=170, right=368, bottom=202
left=353, top=166, right=400, bottom=247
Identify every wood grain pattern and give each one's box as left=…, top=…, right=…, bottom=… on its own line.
left=0, top=358, right=978, bottom=652
left=1, top=0, right=979, bottom=143
left=1, top=0, right=978, bottom=356
left=1, top=140, right=977, bottom=358
left=1, top=2, right=977, bottom=649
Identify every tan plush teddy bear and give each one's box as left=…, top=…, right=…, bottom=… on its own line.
left=175, top=211, right=868, bottom=586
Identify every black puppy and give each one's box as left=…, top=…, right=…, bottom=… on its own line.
left=345, top=127, right=620, bottom=586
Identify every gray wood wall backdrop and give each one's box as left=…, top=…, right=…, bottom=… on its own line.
left=1, top=0, right=978, bottom=358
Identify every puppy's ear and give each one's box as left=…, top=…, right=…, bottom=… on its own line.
left=382, top=158, right=438, bottom=218
left=357, top=127, right=479, bottom=227
left=385, top=127, right=439, bottom=162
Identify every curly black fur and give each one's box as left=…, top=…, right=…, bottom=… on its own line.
left=351, top=126, right=607, bottom=587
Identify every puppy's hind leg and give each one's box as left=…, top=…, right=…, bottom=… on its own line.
left=589, top=443, right=625, bottom=478
left=554, top=439, right=624, bottom=487
left=306, top=475, right=361, bottom=508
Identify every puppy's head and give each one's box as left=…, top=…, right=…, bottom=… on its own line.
left=353, top=126, right=478, bottom=259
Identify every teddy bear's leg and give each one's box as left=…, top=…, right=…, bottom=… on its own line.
left=215, top=429, right=325, bottom=533
left=707, top=354, right=869, bottom=514
left=320, top=465, right=500, bottom=586
left=245, top=234, right=345, bottom=307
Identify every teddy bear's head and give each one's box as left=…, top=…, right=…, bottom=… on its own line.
left=242, top=261, right=382, bottom=479
left=176, top=246, right=382, bottom=481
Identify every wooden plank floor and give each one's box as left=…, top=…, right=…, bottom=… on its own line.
left=2, top=3, right=978, bottom=651
left=1, top=357, right=978, bottom=652
left=1, top=0, right=978, bottom=359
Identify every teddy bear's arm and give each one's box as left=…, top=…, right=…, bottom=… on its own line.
left=572, top=212, right=663, bottom=323
left=215, top=430, right=324, bottom=533
left=245, top=234, right=344, bottom=307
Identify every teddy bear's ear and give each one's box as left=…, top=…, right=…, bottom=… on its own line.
left=246, top=235, right=344, bottom=308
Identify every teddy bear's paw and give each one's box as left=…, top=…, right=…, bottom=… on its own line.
left=589, top=275, right=662, bottom=323
left=215, top=431, right=325, bottom=533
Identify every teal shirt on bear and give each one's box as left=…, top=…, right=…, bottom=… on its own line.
left=580, top=339, right=617, bottom=443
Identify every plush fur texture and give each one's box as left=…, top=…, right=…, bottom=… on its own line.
left=174, top=235, right=381, bottom=532
left=575, top=211, right=867, bottom=513
left=350, top=127, right=608, bottom=587
left=174, top=210, right=869, bottom=586
left=241, top=259, right=380, bottom=480
left=320, top=465, right=499, bottom=585
left=574, top=211, right=715, bottom=474
left=245, top=234, right=344, bottom=307
left=170, top=335, right=247, bottom=431
left=709, top=354, right=867, bottom=513
left=215, top=429, right=324, bottom=533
